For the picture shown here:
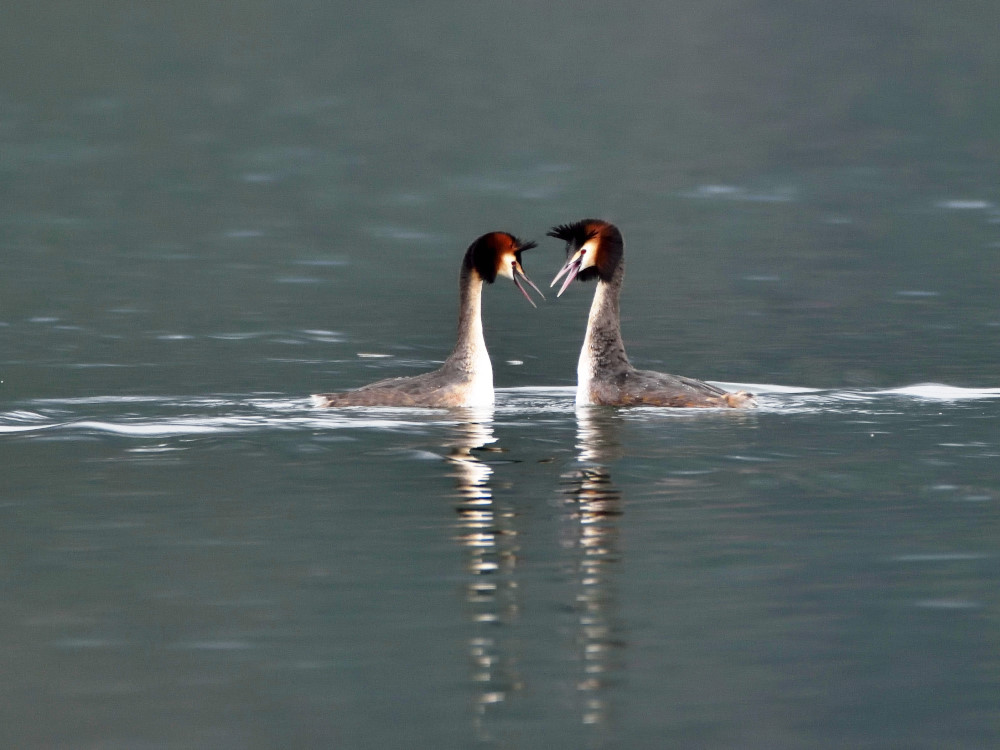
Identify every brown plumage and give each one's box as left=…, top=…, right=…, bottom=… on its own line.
left=548, top=219, right=754, bottom=408
left=312, top=232, right=542, bottom=407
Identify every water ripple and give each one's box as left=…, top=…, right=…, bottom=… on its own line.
left=2, top=384, right=998, bottom=439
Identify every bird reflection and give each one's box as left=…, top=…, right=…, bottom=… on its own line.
left=444, top=408, right=522, bottom=741
left=560, top=407, right=626, bottom=734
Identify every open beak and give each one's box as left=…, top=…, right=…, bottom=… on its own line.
left=512, top=261, right=544, bottom=308
left=550, top=250, right=584, bottom=297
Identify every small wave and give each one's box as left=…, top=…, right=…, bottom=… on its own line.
left=682, top=184, right=797, bottom=203
left=495, top=387, right=578, bottom=416
left=722, top=382, right=1000, bottom=408
left=935, top=199, right=993, bottom=210
left=0, top=409, right=63, bottom=433
left=913, top=599, right=983, bottom=610
left=292, top=258, right=349, bottom=268
left=70, top=419, right=234, bottom=436
left=498, top=386, right=577, bottom=396
left=892, top=553, right=989, bottom=563
left=875, top=384, right=1000, bottom=401
left=367, top=225, right=444, bottom=243
left=3, top=409, right=53, bottom=421
left=0, top=423, right=61, bottom=434
left=208, top=332, right=271, bottom=341
left=32, top=395, right=169, bottom=405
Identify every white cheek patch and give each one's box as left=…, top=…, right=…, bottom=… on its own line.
left=579, top=238, right=599, bottom=268
left=496, top=253, right=516, bottom=279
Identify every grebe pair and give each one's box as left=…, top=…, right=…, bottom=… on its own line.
left=311, top=221, right=753, bottom=409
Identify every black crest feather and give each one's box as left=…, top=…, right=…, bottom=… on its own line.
left=547, top=220, right=600, bottom=250
left=513, top=236, right=537, bottom=254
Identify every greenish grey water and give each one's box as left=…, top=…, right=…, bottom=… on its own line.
left=3, top=2, right=1000, bottom=748
left=2, top=390, right=999, bottom=748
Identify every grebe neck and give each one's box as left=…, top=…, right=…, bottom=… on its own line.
left=577, top=262, right=629, bottom=403
left=446, top=266, right=493, bottom=390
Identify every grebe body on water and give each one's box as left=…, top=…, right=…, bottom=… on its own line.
left=548, top=219, right=754, bottom=408
left=312, top=232, right=542, bottom=408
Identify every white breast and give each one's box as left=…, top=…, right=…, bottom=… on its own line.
left=575, top=347, right=596, bottom=405
left=461, top=343, right=495, bottom=407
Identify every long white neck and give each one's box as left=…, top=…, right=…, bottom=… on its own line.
left=577, top=263, right=629, bottom=405
left=447, top=267, right=494, bottom=405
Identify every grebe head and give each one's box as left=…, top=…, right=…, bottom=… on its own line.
left=466, top=232, right=545, bottom=307
left=547, top=219, right=624, bottom=296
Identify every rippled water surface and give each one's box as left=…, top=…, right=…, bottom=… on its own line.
left=4, top=1, right=1000, bottom=748
left=3, top=386, right=1000, bottom=748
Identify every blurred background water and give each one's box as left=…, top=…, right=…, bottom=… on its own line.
left=2, top=2, right=999, bottom=748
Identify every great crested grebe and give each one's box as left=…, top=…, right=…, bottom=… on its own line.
left=548, top=219, right=754, bottom=408
left=312, top=231, right=543, bottom=408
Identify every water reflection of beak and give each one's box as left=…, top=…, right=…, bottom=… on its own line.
left=551, top=250, right=584, bottom=297
left=512, top=261, right=545, bottom=308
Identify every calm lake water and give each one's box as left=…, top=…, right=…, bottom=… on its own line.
left=3, top=2, right=1000, bottom=748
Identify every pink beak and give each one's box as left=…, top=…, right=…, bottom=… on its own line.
left=550, top=251, right=584, bottom=297
left=512, top=262, right=545, bottom=307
